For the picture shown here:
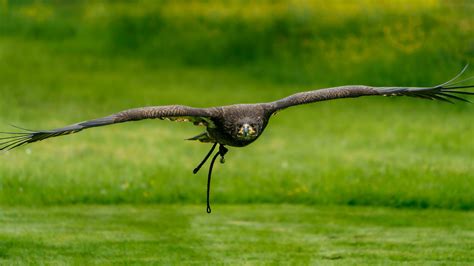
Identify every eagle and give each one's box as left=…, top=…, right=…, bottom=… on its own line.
left=2, top=66, right=474, bottom=213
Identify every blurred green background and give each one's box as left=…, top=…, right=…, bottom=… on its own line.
left=0, top=1, right=474, bottom=263
left=1, top=0, right=473, bottom=208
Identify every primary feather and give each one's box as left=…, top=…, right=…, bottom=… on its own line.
left=1, top=105, right=216, bottom=151
left=271, top=65, right=473, bottom=110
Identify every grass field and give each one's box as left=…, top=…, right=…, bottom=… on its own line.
left=1, top=44, right=473, bottom=209
left=1, top=204, right=473, bottom=264
left=1, top=0, right=474, bottom=264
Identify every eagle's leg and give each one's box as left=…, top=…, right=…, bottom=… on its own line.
left=206, top=144, right=228, bottom=214
left=193, top=142, right=217, bottom=174
left=218, top=144, right=228, bottom=163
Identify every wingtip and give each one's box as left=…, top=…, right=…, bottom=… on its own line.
left=436, top=64, right=472, bottom=89
left=0, top=125, right=36, bottom=151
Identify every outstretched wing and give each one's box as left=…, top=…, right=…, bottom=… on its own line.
left=270, top=65, right=474, bottom=112
left=0, top=105, right=219, bottom=151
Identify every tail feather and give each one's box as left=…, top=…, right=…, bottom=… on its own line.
left=187, top=132, right=214, bottom=143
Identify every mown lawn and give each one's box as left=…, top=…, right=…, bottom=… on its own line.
left=1, top=0, right=473, bottom=209
left=0, top=204, right=473, bottom=265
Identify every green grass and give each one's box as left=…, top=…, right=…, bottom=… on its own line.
left=1, top=1, right=474, bottom=263
left=0, top=204, right=473, bottom=264
left=1, top=37, right=473, bottom=209
left=0, top=2, right=474, bottom=207
left=1, top=0, right=473, bottom=81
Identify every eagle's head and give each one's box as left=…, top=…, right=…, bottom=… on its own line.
left=235, top=123, right=258, bottom=140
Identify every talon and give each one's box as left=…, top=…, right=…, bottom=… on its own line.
left=220, top=157, right=225, bottom=164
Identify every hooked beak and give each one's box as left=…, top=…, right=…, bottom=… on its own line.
left=238, top=123, right=256, bottom=139
left=243, top=124, right=250, bottom=137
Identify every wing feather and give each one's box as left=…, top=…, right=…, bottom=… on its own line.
left=270, top=66, right=474, bottom=112
left=1, top=105, right=218, bottom=151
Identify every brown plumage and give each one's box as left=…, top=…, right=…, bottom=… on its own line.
left=2, top=66, right=474, bottom=212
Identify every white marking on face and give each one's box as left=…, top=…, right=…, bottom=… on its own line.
left=237, top=123, right=257, bottom=139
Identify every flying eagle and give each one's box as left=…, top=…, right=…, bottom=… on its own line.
left=2, top=66, right=474, bottom=213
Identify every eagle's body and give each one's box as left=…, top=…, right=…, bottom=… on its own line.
left=2, top=67, right=474, bottom=213
left=203, top=104, right=271, bottom=147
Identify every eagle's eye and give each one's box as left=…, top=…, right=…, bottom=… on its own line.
left=237, top=123, right=257, bottom=139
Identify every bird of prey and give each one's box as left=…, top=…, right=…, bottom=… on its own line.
left=1, top=66, right=474, bottom=213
